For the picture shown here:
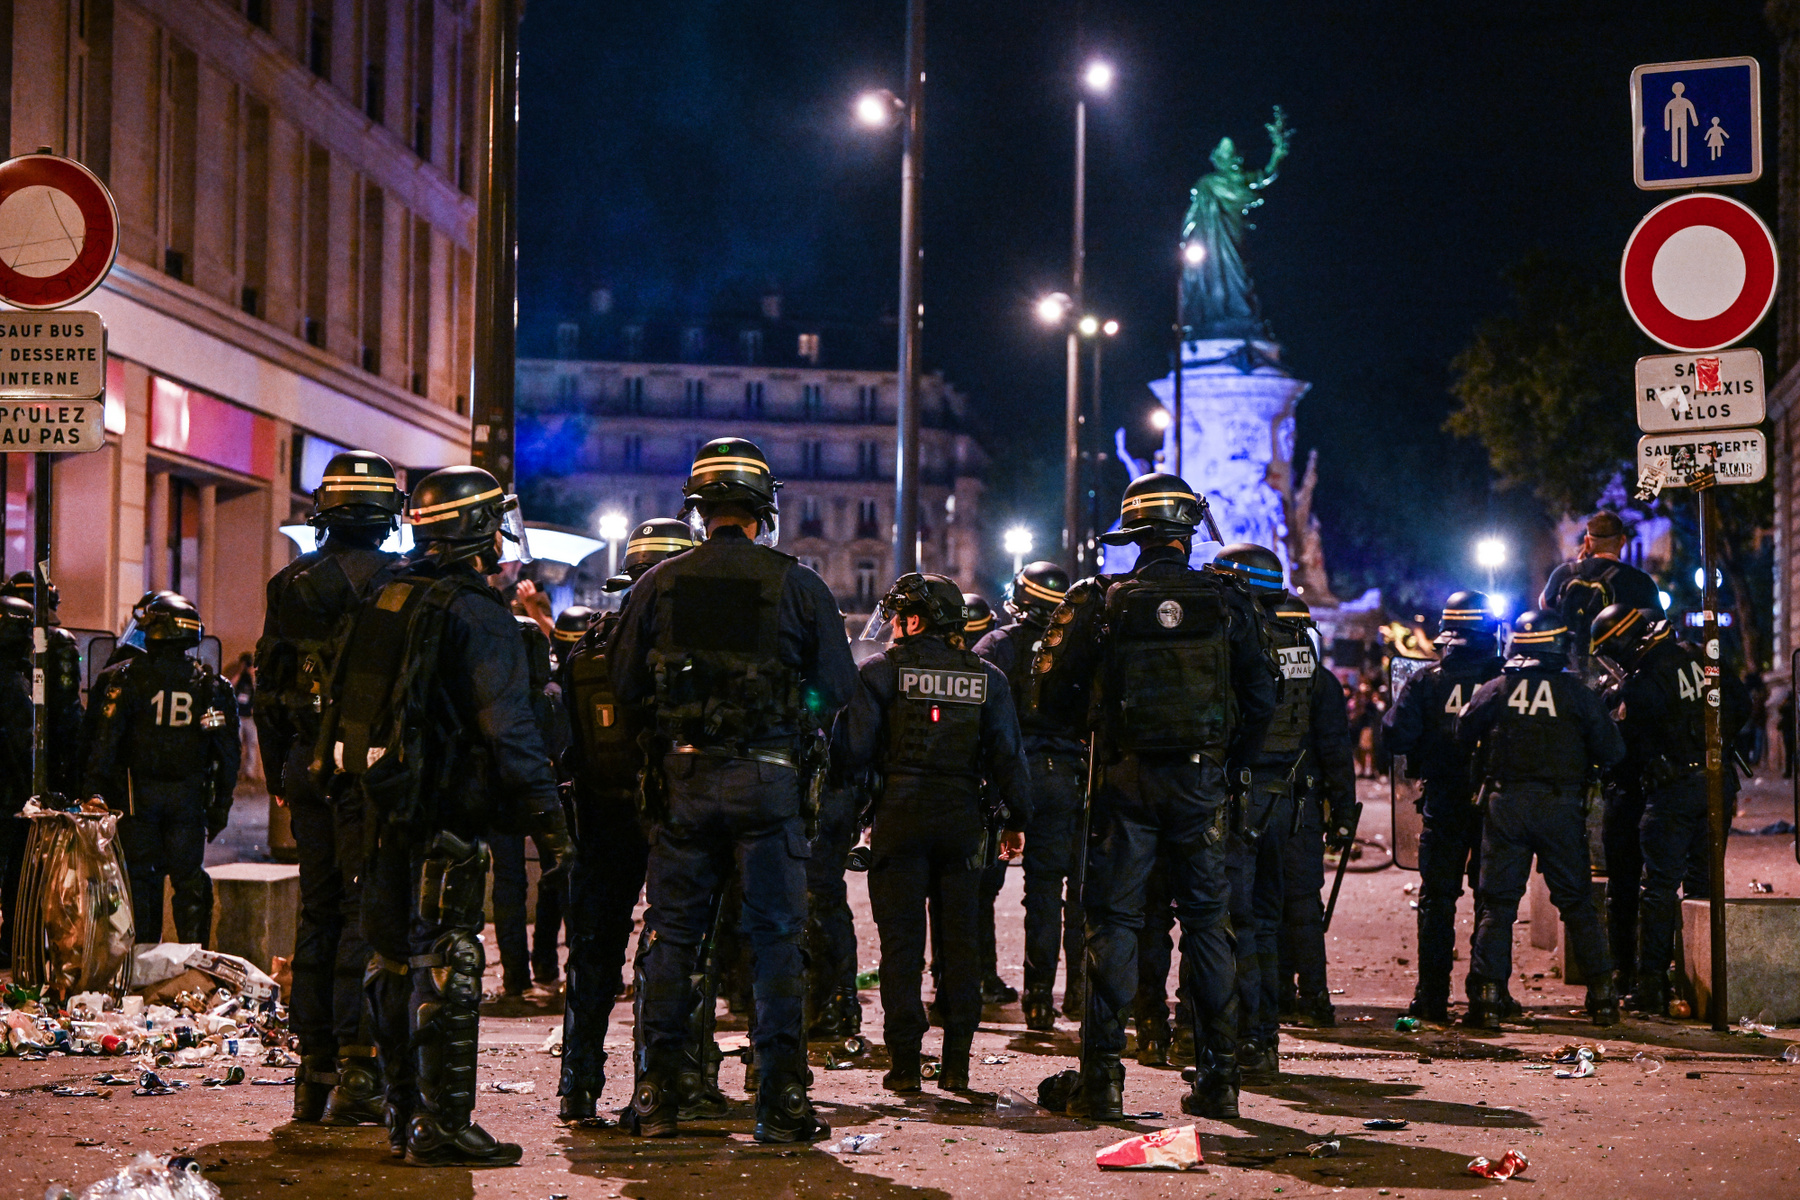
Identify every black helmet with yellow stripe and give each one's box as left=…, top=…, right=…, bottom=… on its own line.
left=1099, top=472, right=1208, bottom=546
left=552, top=605, right=595, bottom=649
left=309, top=450, right=405, bottom=531
left=963, top=593, right=996, bottom=637
left=405, top=465, right=529, bottom=571
left=682, top=437, right=781, bottom=538
left=1506, top=609, right=1572, bottom=667
left=605, top=518, right=698, bottom=591
left=140, top=592, right=204, bottom=647
left=1590, top=603, right=1664, bottom=669
left=1005, top=560, right=1069, bottom=623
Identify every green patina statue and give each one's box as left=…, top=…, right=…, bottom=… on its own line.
left=1181, top=106, right=1291, bottom=341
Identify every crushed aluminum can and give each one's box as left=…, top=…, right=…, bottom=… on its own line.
left=1393, top=1017, right=1422, bottom=1032
left=487, top=1080, right=535, bottom=1094
left=1306, top=1138, right=1341, bottom=1158
left=1468, top=1150, right=1529, bottom=1180
left=1095, top=1124, right=1203, bottom=1171
left=828, top=1133, right=882, bottom=1155
left=1362, top=1118, right=1408, bottom=1130
left=1554, top=1057, right=1596, bottom=1079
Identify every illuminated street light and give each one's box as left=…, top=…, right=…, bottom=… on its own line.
left=1077, top=314, right=1099, bottom=336
left=854, top=89, right=902, bottom=129
left=1182, top=240, right=1206, bottom=266
left=1149, top=408, right=1172, bottom=431
left=1083, top=60, right=1115, bottom=93
left=599, top=511, right=630, bottom=581
left=1036, top=292, right=1072, bottom=325
left=1004, top=526, right=1034, bottom=574
left=1474, top=537, right=1507, bottom=569
left=1102, top=318, right=1119, bottom=336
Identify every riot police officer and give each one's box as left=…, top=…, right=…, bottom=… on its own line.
left=1031, top=474, right=1276, bottom=1121
left=837, top=574, right=1028, bottom=1093
left=1539, top=511, right=1662, bottom=662
left=1, top=572, right=83, bottom=791
left=1589, top=604, right=1748, bottom=1014
left=972, top=560, right=1085, bottom=1032
left=550, top=605, right=594, bottom=671
left=1266, top=595, right=1356, bottom=1030
left=254, top=449, right=402, bottom=1124
left=84, top=594, right=239, bottom=945
left=1380, top=591, right=1504, bottom=1023
left=610, top=438, right=857, bottom=1143
left=1456, top=610, right=1625, bottom=1029
left=954, top=589, right=1017, bottom=1010
left=556, top=519, right=695, bottom=1122
left=322, top=465, right=574, bottom=1167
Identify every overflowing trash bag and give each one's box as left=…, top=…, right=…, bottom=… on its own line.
left=11, top=799, right=135, bottom=1000
left=48, top=1153, right=221, bottom=1200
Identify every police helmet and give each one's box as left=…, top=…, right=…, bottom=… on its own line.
left=1099, top=472, right=1208, bottom=546
left=405, top=465, right=529, bottom=570
left=1210, top=543, right=1286, bottom=596
left=876, top=573, right=968, bottom=637
left=605, top=517, right=699, bottom=591
left=0, top=595, right=33, bottom=653
left=963, top=593, right=996, bottom=637
left=139, top=593, right=203, bottom=647
left=1440, top=590, right=1498, bottom=632
left=2, top=570, right=57, bottom=611
left=309, top=450, right=405, bottom=531
left=681, top=437, right=781, bottom=538
left=1274, top=594, right=1311, bottom=619
left=1005, top=560, right=1069, bottom=623
left=552, top=605, right=595, bottom=647
left=1590, top=603, right=1659, bottom=668
left=1507, top=609, right=1572, bottom=665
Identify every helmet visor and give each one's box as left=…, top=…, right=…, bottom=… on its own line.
left=499, top=496, right=533, bottom=565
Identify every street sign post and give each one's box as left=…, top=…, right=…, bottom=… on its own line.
left=1632, top=56, right=1761, bottom=189
left=1636, top=428, right=1766, bottom=489
left=0, top=153, right=120, bottom=309
left=1634, top=348, right=1764, bottom=433
left=1620, top=192, right=1777, bottom=352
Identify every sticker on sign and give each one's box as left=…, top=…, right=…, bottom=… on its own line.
left=0, top=311, right=105, bottom=399
left=1634, top=347, right=1763, bottom=432
left=0, top=397, right=106, bottom=451
left=1636, top=428, right=1765, bottom=489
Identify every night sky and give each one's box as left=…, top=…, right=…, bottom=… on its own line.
left=518, top=1, right=1777, bottom=610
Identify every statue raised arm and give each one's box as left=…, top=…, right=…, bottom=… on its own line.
left=1180, top=106, right=1294, bottom=340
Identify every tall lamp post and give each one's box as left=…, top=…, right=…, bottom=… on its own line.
left=1004, top=526, right=1034, bottom=577
left=1172, top=239, right=1204, bottom=480
left=1077, top=314, right=1118, bottom=575
left=1061, top=59, right=1112, bottom=578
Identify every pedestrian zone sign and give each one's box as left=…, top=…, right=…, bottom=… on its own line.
left=1632, top=57, right=1760, bottom=189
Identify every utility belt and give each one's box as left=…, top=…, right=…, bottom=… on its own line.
left=1642, top=755, right=1704, bottom=790
left=669, top=742, right=798, bottom=771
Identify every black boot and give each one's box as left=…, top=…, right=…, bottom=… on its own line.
left=292, top=1054, right=336, bottom=1123
left=1181, top=1055, right=1241, bottom=1120
left=677, top=1055, right=731, bottom=1120
left=1406, top=992, right=1449, bottom=1024
left=1062, top=973, right=1087, bottom=1021
left=884, top=1042, right=922, bottom=1093
left=754, top=1067, right=829, bottom=1144
left=1023, top=988, right=1057, bottom=1033
left=321, top=1052, right=385, bottom=1126
left=1236, top=1039, right=1277, bottom=1085
left=937, top=1033, right=972, bottom=1092
left=624, top=1073, right=679, bottom=1138
left=981, top=976, right=1019, bottom=1005
left=559, top=1086, right=598, bottom=1123
left=1586, top=981, right=1621, bottom=1028
left=1066, top=1055, right=1124, bottom=1121
left=1135, top=1009, right=1171, bottom=1067
left=1463, top=979, right=1504, bottom=1031
left=1298, top=990, right=1337, bottom=1028
left=405, top=1114, right=523, bottom=1168
left=835, top=987, right=864, bottom=1037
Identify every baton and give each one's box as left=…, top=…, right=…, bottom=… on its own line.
left=1321, top=798, right=1360, bottom=933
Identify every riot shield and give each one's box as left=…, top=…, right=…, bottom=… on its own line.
left=1388, top=655, right=1432, bottom=871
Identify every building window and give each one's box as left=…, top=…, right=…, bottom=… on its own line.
left=307, top=3, right=331, bottom=79
left=556, top=375, right=577, bottom=402
left=855, top=559, right=879, bottom=607
left=803, top=440, right=824, bottom=478
left=857, top=385, right=879, bottom=421
left=621, top=376, right=645, bottom=412
left=798, top=332, right=820, bottom=363
left=683, top=378, right=705, bottom=415
left=556, top=321, right=579, bottom=357
left=799, top=554, right=826, bottom=577
left=856, top=499, right=880, bottom=540
left=744, top=381, right=765, bottom=418
left=802, top=383, right=823, bottom=419
left=623, top=435, right=643, bottom=470
left=244, top=0, right=268, bottom=30
left=858, top=441, right=879, bottom=478
left=740, top=328, right=763, bottom=364
left=410, top=1, right=435, bottom=158
left=682, top=326, right=705, bottom=361
left=800, top=496, right=824, bottom=539
left=623, top=325, right=643, bottom=361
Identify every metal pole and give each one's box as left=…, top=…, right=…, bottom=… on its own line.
left=1062, top=100, right=1085, bottom=578
left=1, top=453, right=8, bottom=575
left=1172, top=273, right=1185, bottom=480
left=892, top=0, right=925, bottom=576
left=31, top=452, right=51, bottom=798
left=1087, top=335, right=1104, bottom=575
left=471, top=0, right=521, bottom=488
left=1699, top=484, right=1728, bottom=1030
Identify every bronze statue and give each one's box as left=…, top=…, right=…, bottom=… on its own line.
left=1180, top=107, right=1291, bottom=340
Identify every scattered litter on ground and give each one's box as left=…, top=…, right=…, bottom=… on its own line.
left=1350, top=1015, right=1374, bottom=1022
left=1749, top=880, right=1776, bottom=893
left=1738, top=1011, right=1777, bottom=1037
left=995, top=1087, right=1038, bottom=1113
left=1554, top=1056, right=1596, bottom=1079
left=1096, top=1125, right=1203, bottom=1171
left=854, top=969, right=880, bottom=989
left=828, top=1133, right=882, bottom=1154
left=1632, top=1051, right=1665, bottom=1074
left=1549, top=1043, right=1604, bottom=1063
left=1467, top=1150, right=1529, bottom=1180
left=1394, top=1017, right=1421, bottom=1032
left=1780, top=1045, right=1800, bottom=1064
left=49, top=1151, right=222, bottom=1200
left=1685, top=1070, right=1704, bottom=1079
left=1306, top=1138, right=1341, bottom=1158
left=487, top=1080, right=535, bottom=1094
left=539, top=1026, right=563, bottom=1054
left=1362, top=1118, right=1408, bottom=1130
left=981, top=1055, right=1012, bottom=1064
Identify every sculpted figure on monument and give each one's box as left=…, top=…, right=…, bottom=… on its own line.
left=1181, top=107, right=1291, bottom=340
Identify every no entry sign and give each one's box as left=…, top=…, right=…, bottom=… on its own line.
left=1620, top=192, right=1777, bottom=352
left=0, top=153, right=119, bottom=310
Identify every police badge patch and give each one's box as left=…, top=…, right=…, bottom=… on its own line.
left=200, top=708, right=227, bottom=729
left=898, top=668, right=987, bottom=704
left=1156, top=600, right=1184, bottom=628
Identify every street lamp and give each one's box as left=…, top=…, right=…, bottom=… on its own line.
left=1474, top=535, right=1506, bottom=594
left=599, top=511, right=629, bottom=580
left=1149, top=408, right=1172, bottom=431
left=1036, top=292, right=1072, bottom=325
left=1170, top=242, right=1205, bottom=483
left=854, top=89, right=902, bottom=129
left=1004, top=526, right=1034, bottom=575
left=1083, top=60, right=1114, bottom=93
left=1060, top=58, right=1112, bottom=579
left=1182, top=241, right=1205, bottom=266
left=1080, top=316, right=1120, bottom=575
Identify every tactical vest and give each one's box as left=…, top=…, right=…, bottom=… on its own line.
left=645, top=542, right=802, bottom=747
left=255, top=546, right=394, bottom=734
left=1639, top=640, right=1708, bottom=769
left=319, top=567, right=490, bottom=828
left=1481, top=668, right=1592, bottom=785
left=1100, top=571, right=1235, bottom=754
left=883, top=640, right=985, bottom=777
left=110, top=653, right=226, bottom=784
left=1258, top=615, right=1316, bottom=758
left=563, top=612, right=641, bottom=790
left=1407, top=653, right=1501, bottom=783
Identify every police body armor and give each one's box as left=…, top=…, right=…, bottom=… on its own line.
left=1258, top=614, right=1316, bottom=758
left=255, top=549, right=393, bottom=735
left=1098, top=573, right=1235, bottom=754
left=884, top=640, right=985, bottom=780
left=1480, top=669, right=1591, bottom=787
left=563, top=612, right=640, bottom=792
left=1408, top=655, right=1502, bottom=785
left=1636, top=640, right=1708, bottom=777
left=1004, top=622, right=1078, bottom=743
left=103, top=655, right=227, bottom=785
left=646, top=547, right=802, bottom=747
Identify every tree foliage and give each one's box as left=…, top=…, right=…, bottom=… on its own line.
left=1446, top=252, right=1640, bottom=516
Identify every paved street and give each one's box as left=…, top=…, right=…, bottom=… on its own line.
left=6, top=777, right=1800, bottom=1198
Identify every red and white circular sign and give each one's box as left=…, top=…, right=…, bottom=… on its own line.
left=0, top=153, right=119, bottom=310
left=1620, top=193, right=1777, bottom=353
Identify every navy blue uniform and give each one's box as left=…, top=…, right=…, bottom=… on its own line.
left=835, top=634, right=1028, bottom=1056
left=1276, top=666, right=1356, bottom=1007
left=1381, top=641, right=1502, bottom=1009
left=972, top=621, right=1087, bottom=1009
left=1457, top=663, right=1624, bottom=992
left=611, top=528, right=857, bottom=1092
left=0, top=632, right=82, bottom=954
left=805, top=779, right=862, bottom=1032
left=1030, top=544, right=1276, bottom=1093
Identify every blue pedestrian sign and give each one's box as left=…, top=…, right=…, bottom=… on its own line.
left=1632, top=57, right=1761, bottom=189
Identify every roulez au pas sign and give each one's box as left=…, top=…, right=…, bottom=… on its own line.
left=1620, top=192, right=1777, bottom=353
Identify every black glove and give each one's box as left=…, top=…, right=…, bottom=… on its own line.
left=528, top=807, right=577, bottom=892
left=1327, top=797, right=1362, bottom=848
left=205, top=801, right=232, bottom=844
